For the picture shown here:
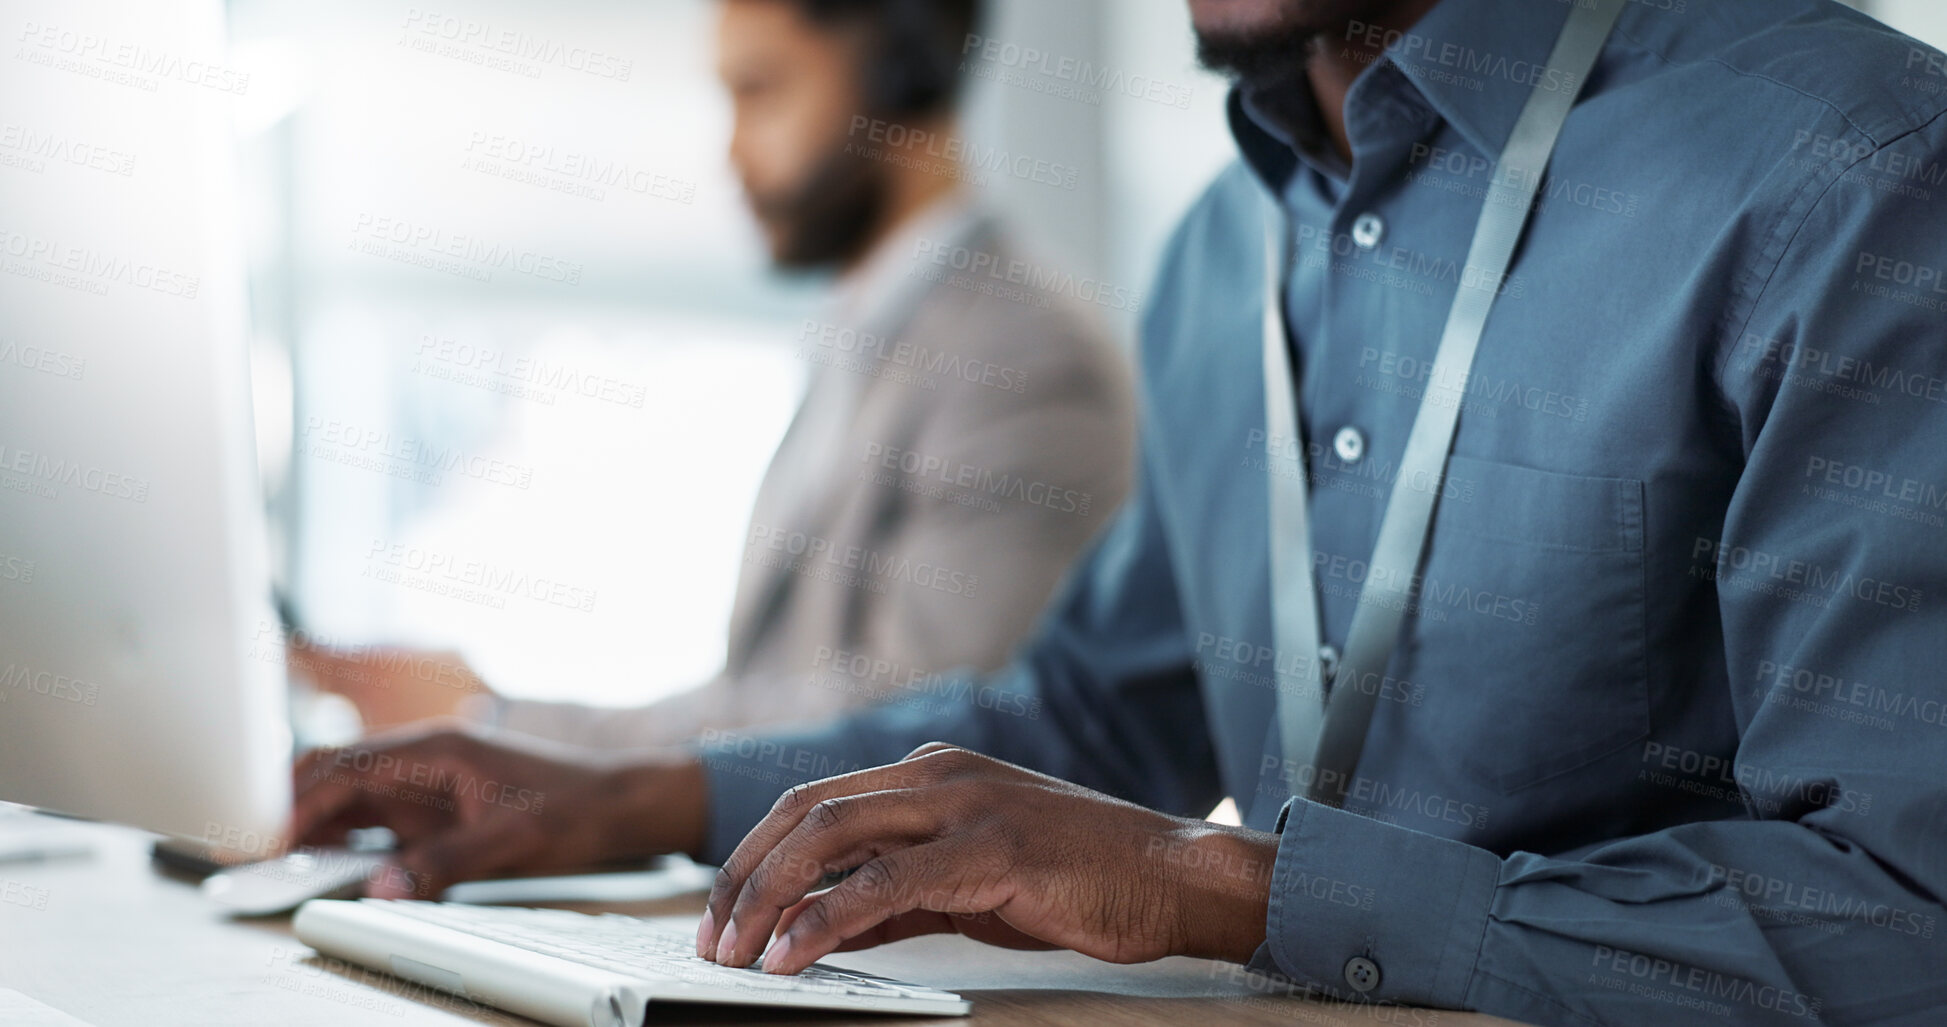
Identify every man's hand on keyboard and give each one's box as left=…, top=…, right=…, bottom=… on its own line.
left=697, top=743, right=1277, bottom=976
left=286, top=727, right=708, bottom=898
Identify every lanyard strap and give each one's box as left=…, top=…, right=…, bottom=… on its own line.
left=1266, top=0, right=1626, bottom=807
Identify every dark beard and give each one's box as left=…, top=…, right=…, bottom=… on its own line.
left=1195, top=19, right=1316, bottom=88
left=753, top=138, right=890, bottom=270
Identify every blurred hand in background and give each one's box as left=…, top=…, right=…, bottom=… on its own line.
left=289, top=641, right=494, bottom=734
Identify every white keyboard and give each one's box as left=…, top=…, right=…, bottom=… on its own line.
left=383, top=900, right=935, bottom=997
left=293, top=898, right=971, bottom=1026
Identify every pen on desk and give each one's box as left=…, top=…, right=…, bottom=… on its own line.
left=0, top=843, right=95, bottom=866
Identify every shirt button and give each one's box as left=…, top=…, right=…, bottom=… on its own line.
left=1344, top=956, right=1382, bottom=994
left=1318, top=645, right=1340, bottom=685
left=1351, top=213, right=1386, bottom=249
left=1332, top=426, right=1366, bottom=464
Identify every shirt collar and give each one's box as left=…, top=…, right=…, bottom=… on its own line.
left=1375, top=0, right=1577, bottom=161
left=1229, top=87, right=1303, bottom=193
left=833, top=190, right=986, bottom=332
left=1229, top=0, right=1579, bottom=189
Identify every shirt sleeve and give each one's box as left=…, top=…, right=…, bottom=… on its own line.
left=1247, top=118, right=1947, bottom=1026
left=694, top=438, right=1224, bottom=865
left=487, top=679, right=733, bottom=752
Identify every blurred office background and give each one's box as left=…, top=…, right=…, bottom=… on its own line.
left=227, top=0, right=1947, bottom=712
left=230, top=0, right=1237, bottom=710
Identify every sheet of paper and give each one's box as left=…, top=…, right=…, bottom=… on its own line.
left=0, top=988, right=96, bottom=1026
left=640, top=914, right=1278, bottom=1000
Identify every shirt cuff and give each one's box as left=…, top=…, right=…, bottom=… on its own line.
left=691, top=728, right=839, bottom=866
left=457, top=692, right=506, bottom=729
left=1248, top=798, right=1501, bottom=1010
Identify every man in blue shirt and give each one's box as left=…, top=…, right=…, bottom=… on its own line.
left=295, top=0, right=1947, bottom=1021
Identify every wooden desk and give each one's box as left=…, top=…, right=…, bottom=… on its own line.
left=0, top=818, right=1519, bottom=1027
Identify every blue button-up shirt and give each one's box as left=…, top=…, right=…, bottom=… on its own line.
left=698, top=0, right=1947, bottom=1021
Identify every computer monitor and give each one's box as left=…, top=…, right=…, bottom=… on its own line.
left=0, top=0, right=291, bottom=854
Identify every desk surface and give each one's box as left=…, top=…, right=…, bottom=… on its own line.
left=0, top=817, right=1519, bottom=1027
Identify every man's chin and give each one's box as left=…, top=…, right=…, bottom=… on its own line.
left=768, top=250, right=834, bottom=274
left=1190, top=0, right=1387, bottom=85
left=1187, top=0, right=1301, bottom=37
left=756, top=221, right=844, bottom=272
left=1189, top=0, right=1328, bottom=85
left=1196, top=28, right=1314, bottom=87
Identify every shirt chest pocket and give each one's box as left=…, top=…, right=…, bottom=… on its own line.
left=1398, top=456, right=1650, bottom=794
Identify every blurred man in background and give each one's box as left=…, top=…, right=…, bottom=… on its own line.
left=294, top=0, right=1135, bottom=747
